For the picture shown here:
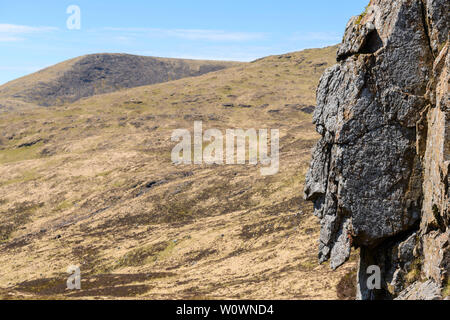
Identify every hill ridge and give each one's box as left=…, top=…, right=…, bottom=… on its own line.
left=0, top=53, right=243, bottom=107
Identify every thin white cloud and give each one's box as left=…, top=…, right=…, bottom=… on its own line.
left=163, top=29, right=266, bottom=41
left=0, top=36, right=23, bottom=42
left=0, top=24, right=58, bottom=33
left=134, top=44, right=275, bottom=62
left=289, top=32, right=341, bottom=42
left=0, top=66, right=43, bottom=72
left=0, top=24, right=58, bottom=42
left=103, top=27, right=267, bottom=42
left=114, top=36, right=133, bottom=41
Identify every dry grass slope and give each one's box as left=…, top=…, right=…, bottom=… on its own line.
left=0, top=45, right=357, bottom=300
left=0, top=54, right=241, bottom=108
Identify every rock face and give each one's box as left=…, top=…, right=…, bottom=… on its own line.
left=304, top=0, right=448, bottom=300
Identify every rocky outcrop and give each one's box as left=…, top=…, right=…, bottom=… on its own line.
left=304, top=0, right=448, bottom=300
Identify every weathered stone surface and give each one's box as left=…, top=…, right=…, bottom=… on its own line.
left=304, top=0, right=449, bottom=300
left=305, top=0, right=433, bottom=268
left=421, top=43, right=449, bottom=234
left=395, top=280, right=442, bottom=300
left=424, top=0, right=449, bottom=55
left=423, top=230, right=449, bottom=284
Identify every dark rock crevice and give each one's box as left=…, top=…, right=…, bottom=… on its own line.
left=419, top=0, right=435, bottom=59
left=360, top=29, right=384, bottom=55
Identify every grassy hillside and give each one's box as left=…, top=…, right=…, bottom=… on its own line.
left=0, top=54, right=242, bottom=108
left=0, top=45, right=357, bottom=300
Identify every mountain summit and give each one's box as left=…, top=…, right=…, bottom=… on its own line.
left=0, top=54, right=241, bottom=108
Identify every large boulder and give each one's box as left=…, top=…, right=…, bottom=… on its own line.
left=304, top=0, right=448, bottom=299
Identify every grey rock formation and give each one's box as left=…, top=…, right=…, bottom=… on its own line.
left=395, top=280, right=442, bottom=300
left=0, top=54, right=240, bottom=107
left=304, top=0, right=449, bottom=300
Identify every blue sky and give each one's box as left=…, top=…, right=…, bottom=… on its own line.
left=0, top=0, right=368, bottom=85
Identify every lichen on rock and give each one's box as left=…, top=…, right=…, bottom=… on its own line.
left=304, top=0, right=448, bottom=300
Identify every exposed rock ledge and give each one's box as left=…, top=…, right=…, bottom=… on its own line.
left=304, top=0, right=448, bottom=300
